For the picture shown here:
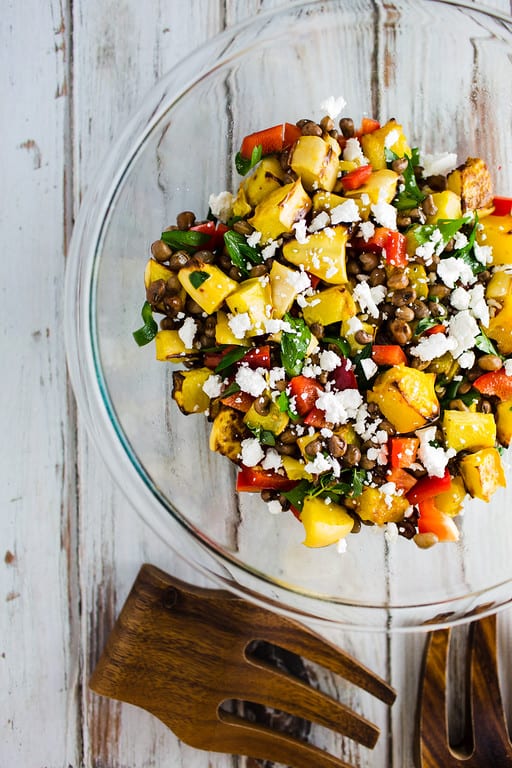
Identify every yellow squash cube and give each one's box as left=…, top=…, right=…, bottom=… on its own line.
left=356, top=486, right=409, bottom=525
left=343, top=169, right=399, bottom=209
left=172, top=367, right=212, bottom=414
left=282, top=225, right=349, bottom=284
left=178, top=262, right=238, bottom=314
left=249, top=179, right=311, bottom=243
left=477, top=215, right=512, bottom=265
left=424, top=190, right=462, bottom=224
left=367, top=365, right=439, bottom=433
left=225, top=277, right=272, bottom=337
left=154, top=330, right=195, bottom=360
left=243, top=399, right=289, bottom=436
left=447, top=157, right=493, bottom=212
left=459, top=447, right=506, bottom=502
left=360, top=120, right=411, bottom=170
left=302, top=285, right=356, bottom=327
left=301, top=496, right=354, bottom=547
left=496, top=399, right=512, bottom=447
left=144, top=258, right=173, bottom=288
left=289, top=135, right=341, bottom=192
left=242, top=155, right=286, bottom=207
left=215, top=310, right=250, bottom=346
left=269, top=261, right=302, bottom=319
left=281, top=456, right=314, bottom=481
left=435, top=476, right=467, bottom=517
left=442, top=410, right=496, bottom=453
left=485, top=292, right=512, bottom=355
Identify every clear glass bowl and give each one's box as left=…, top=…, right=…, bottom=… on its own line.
left=65, top=0, right=512, bottom=632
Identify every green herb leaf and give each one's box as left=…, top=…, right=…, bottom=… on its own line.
left=385, top=148, right=425, bottom=210
left=475, top=330, right=500, bottom=357
left=280, top=314, right=312, bottom=377
left=322, top=336, right=351, bottom=357
left=414, top=317, right=444, bottom=337
left=214, top=346, right=248, bottom=374
left=247, top=424, right=276, bottom=446
left=277, top=390, right=300, bottom=420
left=133, top=301, right=158, bottom=346
left=282, top=479, right=313, bottom=512
left=235, top=144, right=263, bottom=176
left=414, top=214, right=472, bottom=254
left=189, top=270, right=211, bottom=289
left=161, top=229, right=211, bottom=252
left=313, top=468, right=367, bottom=499
left=219, top=381, right=241, bottom=399
left=223, top=230, right=263, bottom=277
left=453, top=213, right=486, bottom=275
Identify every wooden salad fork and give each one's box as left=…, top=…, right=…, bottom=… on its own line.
left=90, top=564, right=395, bottom=768
left=418, top=612, right=512, bottom=767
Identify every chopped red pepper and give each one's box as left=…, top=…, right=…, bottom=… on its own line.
left=303, top=406, right=330, bottom=428
left=357, top=117, right=381, bottom=136
left=236, top=466, right=298, bottom=492
left=417, top=497, right=459, bottom=542
left=386, top=467, right=418, bottom=493
left=407, top=469, right=451, bottom=505
left=220, top=390, right=254, bottom=412
left=424, top=324, right=447, bottom=336
left=492, top=196, right=512, bottom=216
left=242, top=345, right=271, bottom=369
left=353, top=226, right=408, bottom=268
left=288, top=375, right=324, bottom=416
left=473, top=369, right=512, bottom=401
left=190, top=221, right=229, bottom=252
left=330, top=361, right=358, bottom=391
left=371, top=345, right=407, bottom=367
left=340, top=164, right=373, bottom=191
left=389, top=437, right=419, bottom=470
left=239, top=123, right=302, bottom=160
left=306, top=272, right=321, bottom=289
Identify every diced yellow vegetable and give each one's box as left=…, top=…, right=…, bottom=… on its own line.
left=360, top=120, right=411, bottom=170
left=406, top=263, right=429, bottom=300
left=215, top=310, right=250, bottom=346
left=343, top=169, right=399, bottom=208
left=269, top=261, right=301, bottom=319
left=144, top=258, right=173, bottom=288
left=424, top=190, right=462, bottom=224
left=301, top=496, right=354, bottom=547
left=367, top=365, right=439, bottom=433
left=297, top=432, right=320, bottom=461
left=302, top=285, right=356, bottom=327
left=281, top=456, right=314, bottom=481
left=242, top=155, right=286, bottom=207
left=447, top=157, right=493, bottom=212
left=289, top=135, right=340, bottom=192
left=340, top=318, right=375, bottom=352
left=459, top=447, right=506, bottom=502
left=485, top=292, right=512, bottom=355
left=249, top=179, right=311, bottom=243
left=442, top=410, right=496, bottom=453
left=178, top=262, right=238, bottom=314
left=243, top=399, right=289, bottom=436
left=426, top=352, right=459, bottom=381
left=282, top=225, right=349, bottom=284
left=496, top=399, right=512, bottom=447
left=172, top=368, right=212, bottom=414
left=477, top=215, right=512, bottom=265
left=485, top=270, right=512, bottom=300
left=356, top=486, right=409, bottom=525
left=209, top=408, right=246, bottom=463
left=225, top=277, right=272, bottom=337
left=232, top=186, right=252, bottom=218
left=435, top=476, right=467, bottom=517
left=154, top=330, right=194, bottom=360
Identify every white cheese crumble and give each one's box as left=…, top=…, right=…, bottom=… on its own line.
left=384, top=522, right=399, bottom=543
left=208, top=190, right=234, bottom=223
left=202, top=374, right=223, bottom=399
left=228, top=312, right=252, bottom=339
left=358, top=221, right=376, bottom=242
left=360, top=357, right=378, bottom=380
left=410, top=333, right=455, bottom=362
left=315, top=389, right=363, bottom=424
left=240, top=437, right=265, bottom=467
left=447, top=309, right=480, bottom=359
left=319, top=349, right=342, bottom=372
left=371, top=201, right=397, bottom=230
left=235, top=365, right=267, bottom=397
left=261, top=238, right=282, bottom=260
left=336, top=538, right=348, bottom=554
left=437, top=257, right=475, bottom=288
left=450, top=286, right=471, bottom=311
left=453, top=231, right=468, bottom=250
left=246, top=230, right=262, bottom=248
left=416, top=426, right=456, bottom=478
left=384, top=129, right=400, bottom=148
left=308, top=211, right=330, bottom=232
left=330, top=199, right=361, bottom=224
left=269, top=366, right=286, bottom=388
left=286, top=268, right=311, bottom=293
left=267, top=500, right=283, bottom=515
left=505, top=360, right=512, bottom=376
left=292, top=219, right=309, bottom=244
left=343, top=138, right=368, bottom=164
left=320, top=95, right=347, bottom=119
left=457, top=350, right=475, bottom=369
left=353, top=281, right=385, bottom=319
left=420, top=152, right=458, bottom=178
left=262, top=449, right=283, bottom=472
left=474, top=241, right=493, bottom=266
left=178, top=317, right=197, bottom=348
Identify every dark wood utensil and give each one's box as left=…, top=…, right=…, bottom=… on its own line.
left=418, top=612, right=512, bottom=767
left=90, top=564, right=395, bottom=768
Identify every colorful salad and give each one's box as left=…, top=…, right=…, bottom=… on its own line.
left=134, top=104, right=512, bottom=550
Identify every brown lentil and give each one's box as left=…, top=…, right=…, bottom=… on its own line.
left=279, top=428, right=298, bottom=445
left=275, top=441, right=298, bottom=456
left=360, top=456, right=376, bottom=470
left=368, top=266, right=387, bottom=286
left=169, top=250, right=190, bottom=270
left=389, top=318, right=413, bottom=344
left=338, top=117, right=355, bottom=138
left=412, top=299, right=430, bottom=319
left=421, top=194, right=438, bottom=217
left=457, top=380, right=472, bottom=395
left=185, top=298, right=204, bottom=315
left=233, top=219, right=254, bottom=235
left=414, top=532, right=439, bottom=549
left=310, top=322, right=324, bottom=339
left=228, top=266, right=243, bottom=281
left=195, top=249, right=215, bottom=264
left=390, top=287, right=417, bottom=307
left=151, top=239, right=172, bottom=262
left=304, top=438, right=324, bottom=458
left=477, top=354, right=503, bottom=372
left=146, top=279, right=166, bottom=305
left=165, top=275, right=182, bottom=295
left=320, top=115, right=335, bottom=132
left=354, top=329, right=373, bottom=345
left=359, top=251, right=380, bottom=272
left=176, top=210, right=196, bottom=230
left=163, top=294, right=185, bottom=316
left=253, top=395, right=271, bottom=416
left=344, top=445, right=361, bottom=466
left=387, top=270, right=410, bottom=291
left=326, top=435, right=346, bottom=458
left=480, top=400, right=492, bottom=414
left=249, top=264, right=268, bottom=278
left=301, top=120, right=322, bottom=137
left=429, top=284, right=451, bottom=299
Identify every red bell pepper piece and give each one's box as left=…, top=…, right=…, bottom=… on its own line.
left=385, top=230, right=408, bottom=268
left=407, top=469, right=451, bottom=505
left=239, top=123, right=302, bottom=160
left=371, top=345, right=407, bottom=367
left=389, top=437, right=419, bottom=470
left=303, top=406, right=330, bottom=428
left=424, top=324, right=446, bottom=336
left=492, top=196, right=512, bottom=216
left=190, top=221, right=229, bottom=252
left=357, top=117, right=381, bottom=136
left=417, top=497, right=459, bottom=542
left=306, top=272, right=321, bottom=289
left=288, top=375, right=324, bottom=416
left=220, top=390, right=254, bottom=412
left=236, top=466, right=298, bottom=492
left=242, top=345, right=271, bottom=369
left=340, top=164, right=373, bottom=191
left=386, top=467, right=418, bottom=494
left=473, top=369, right=512, bottom=401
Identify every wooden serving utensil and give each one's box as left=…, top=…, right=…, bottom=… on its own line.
left=90, top=564, right=395, bottom=768
left=418, top=612, right=512, bottom=767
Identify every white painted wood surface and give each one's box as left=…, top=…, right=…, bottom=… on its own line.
left=2, top=1, right=512, bottom=767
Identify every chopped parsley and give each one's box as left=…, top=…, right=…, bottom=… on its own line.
left=161, top=229, right=210, bottom=252
left=385, top=147, right=425, bottom=210
left=280, top=314, right=311, bottom=377
left=223, top=230, right=263, bottom=277
left=189, top=270, right=211, bottom=289
left=235, top=144, right=263, bottom=176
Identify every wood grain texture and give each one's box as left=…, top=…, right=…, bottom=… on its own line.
left=2, top=1, right=512, bottom=767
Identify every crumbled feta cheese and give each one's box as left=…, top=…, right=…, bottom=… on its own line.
left=410, top=333, right=456, bottom=362
left=315, top=389, right=363, bottom=424
left=267, top=500, right=283, bottom=515
left=353, top=281, right=385, bottom=319
left=262, top=449, right=283, bottom=472
left=448, top=309, right=480, bottom=358
left=416, top=426, right=456, bottom=478
left=320, top=95, right=347, bottom=119
left=367, top=444, right=388, bottom=465
left=474, top=241, right=493, bottom=266
left=319, top=349, right=342, bottom=372
left=384, top=522, right=399, bottom=543
left=346, top=315, right=364, bottom=334
left=336, top=538, right=348, bottom=554
left=453, top=231, right=468, bottom=250
left=301, top=362, right=323, bottom=378
left=450, top=286, right=471, bottom=311
left=320, top=427, right=334, bottom=438
left=292, top=219, right=309, bottom=244
left=505, top=360, right=512, bottom=376
left=330, top=199, right=361, bottom=225
left=235, top=365, right=267, bottom=396
left=437, top=257, right=475, bottom=288
left=269, top=367, right=286, bottom=388
left=208, top=190, right=234, bottom=222
left=202, top=374, right=223, bottom=399
left=384, top=129, right=400, bottom=148
left=457, top=350, right=475, bottom=369
left=246, top=230, right=262, bottom=248
left=343, top=138, right=367, bottom=164
left=228, top=312, right=252, bottom=339
left=240, top=437, right=265, bottom=467
left=308, top=211, right=330, bottom=232
left=305, top=453, right=333, bottom=475
left=261, top=239, right=282, bottom=259
left=286, top=268, right=311, bottom=293
left=468, top=283, right=489, bottom=326
left=178, top=317, right=197, bottom=348
left=420, top=152, right=458, bottom=177
left=357, top=221, right=376, bottom=242
left=360, top=357, right=378, bottom=380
